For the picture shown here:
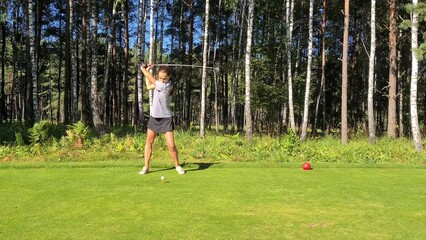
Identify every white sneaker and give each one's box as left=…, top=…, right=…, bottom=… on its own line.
left=139, top=166, right=149, bottom=175
left=175, top=165, right=185, bottom=175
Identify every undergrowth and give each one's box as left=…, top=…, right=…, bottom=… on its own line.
left=1, top=123, right=425, bottom=165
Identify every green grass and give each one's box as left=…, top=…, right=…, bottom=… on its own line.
left=0, top=162, right=425, bottom=239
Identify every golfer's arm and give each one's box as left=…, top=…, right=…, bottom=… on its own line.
left=140, top=65, right=157, bottom=85
left=145, top=78, right=155, bottom=90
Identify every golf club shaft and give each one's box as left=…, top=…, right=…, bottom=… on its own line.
left=154, top=63, right=214, bottom=69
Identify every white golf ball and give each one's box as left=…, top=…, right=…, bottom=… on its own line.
left=161, top=176, right=165, bottom=180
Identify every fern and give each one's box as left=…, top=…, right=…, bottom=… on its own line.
left=66, top=121, right=88, bottom=148
left=29, top=121, right=51, bottom=145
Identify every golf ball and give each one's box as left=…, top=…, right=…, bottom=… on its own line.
left=161, top=176, right=165, bottom=180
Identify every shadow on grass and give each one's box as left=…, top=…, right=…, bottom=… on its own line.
left=182, top=162, right=216, bottom=172
left=147, top=167, right=175, bottom=173
left=143, top=163, right=215, bottom=174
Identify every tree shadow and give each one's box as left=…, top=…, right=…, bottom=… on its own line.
left=144, top=163, right=216, bottom=173
left=182, top=162, right=216, bottom=172
left=147, top=167, right=175, bottom=173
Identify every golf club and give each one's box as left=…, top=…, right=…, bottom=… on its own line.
left=142, top=63, right=220, bottom=75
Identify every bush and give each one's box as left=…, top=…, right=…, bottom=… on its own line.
left=15, top=132, right=25, bottom=146
left=28, top=121, right=67, bottom=146
left=0, top=123, right=29, bottom=145
left=66, top=121, right=88, bottom=148
left=1, top=126, right=425, bottom=165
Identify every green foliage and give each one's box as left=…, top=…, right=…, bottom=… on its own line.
left=29, top=121, right=52, bottom=146
left=66, top=121, right=88, bottom=148
left=298, top=136, right=425, bottom=164
left=0, top=123, right=29, bottom=145
left=418, top=41, right=426, bottom=61
left=14, top=132, right=25, bottom=146
left=404, top=3, right=426, bottom=21
left=1, top=125, right=425, bottom=165
left=3, top=0, right=426, bottom=138
left=67, top=121, right=88, bottom=137
left=252, top=80, right=285, bottom=109
left=280, top=130, right=300, bottom=156
left=28, top=121, right=66, bottom=146
left=95, top=133, right=139, bottom=152
left=0, top=2, right=7, bottom=24
left=402, top=2, right=426, bottom=61
left=0, top=145, right=31, bottom=161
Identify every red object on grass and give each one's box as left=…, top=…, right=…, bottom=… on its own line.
left=302, top=162, right=312, bottom=170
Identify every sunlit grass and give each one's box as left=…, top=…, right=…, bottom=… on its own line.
left=0, top=163, right=425, bottom=239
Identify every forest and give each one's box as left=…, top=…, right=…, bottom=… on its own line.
left=0, top=0, right=425, bottom=150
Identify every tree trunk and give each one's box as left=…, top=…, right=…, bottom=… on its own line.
left=12, top=1, right=20, bottom=122
left=367, top=0, right=376, bottom=144
left=184, top=0, right=195, bottom=129
left=72, top=24, right=79, bottom=122
left=56, top=5, right=63, bottom=123
left=398, top=29, right=404, bottom=137
left=64, top=0, right=73, bottom=124
left=231, top=0, right=246, bottom=134
left=28, top=0, right=38, bottom=123
left=341, top=0, right=350, bottom=144
left=300, top=0, right=314, bottom=141
left=410, top=0, right=423, bottom=152
left=25, top=29, right=31, bottom=123
left=122, top=0, right=129, bottom=125
left=244, top=0, right=254, bottom=139
left=89, top=0, right=103, bottom=131
left=36, top=0, right=42, bottom=120
left=136, top=0, right=146, bottom=128
left=313, top=0, right=327, bottom=136
left=159, top=0, right=165, bottom=62
left=104, top=0, right=116, bottom=126
left=148, top=0, right=155, bottom=113
left=81, top=0, right=90, bottom=125
left=200, top=0, right=210, bottom=138
left=387, top=0, right=398, bottom=138
left=213, top=0, right=222, bottom=134
left=286, top=0, right=295, bottom=132
left=0, top=19, right=5, bottom=122
left=112, top=24, right=119, bottom=126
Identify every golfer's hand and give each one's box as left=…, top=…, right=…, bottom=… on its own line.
left=140, top=63, right=153, bottom=72
left=146, top=64, right=154, bottom=71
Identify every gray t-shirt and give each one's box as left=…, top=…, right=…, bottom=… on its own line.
left=151, top=80, right=173, bottom=118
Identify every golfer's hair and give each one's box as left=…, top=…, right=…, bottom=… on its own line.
left=158, top=66, right=171, bottom=76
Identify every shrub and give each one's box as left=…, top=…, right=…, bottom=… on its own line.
left=66, top=121, right=88, bottom=148
left=15, top=132, right=25, bottom=146
left=0, top=123, right=29, bottom=145
left=29, top=121, right=51, bottom=146
left=1, top=126, right=425, bottom=164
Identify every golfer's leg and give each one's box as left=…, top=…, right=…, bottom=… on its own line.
left=144, top=129, right=156, bottom=168
left=164, top=131, right=180, bottom=167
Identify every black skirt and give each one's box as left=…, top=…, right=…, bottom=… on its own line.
left=147, top=117, right=175, bottom=133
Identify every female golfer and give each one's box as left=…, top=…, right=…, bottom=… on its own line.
left=139, top=64, right=185, bottom=175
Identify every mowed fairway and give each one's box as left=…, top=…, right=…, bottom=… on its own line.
left=0, top=164, right=425, bottom=239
